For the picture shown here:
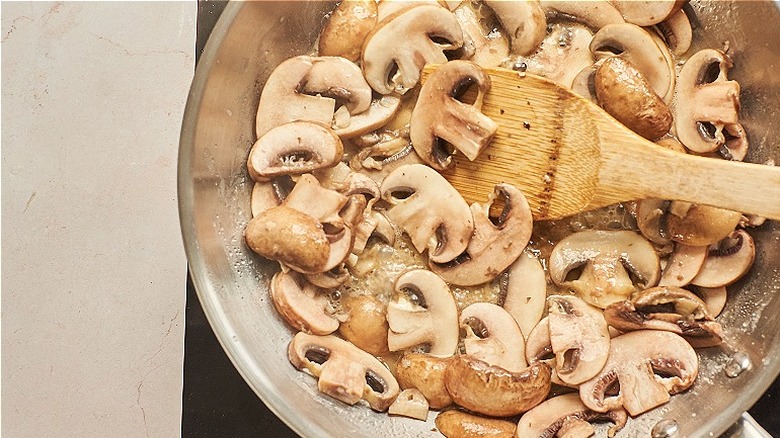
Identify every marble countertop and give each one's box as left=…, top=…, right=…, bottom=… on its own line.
left=2, top=2, right=195, bottom=436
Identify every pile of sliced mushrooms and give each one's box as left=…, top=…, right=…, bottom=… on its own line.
left=243, top=1, right=768, bottom=436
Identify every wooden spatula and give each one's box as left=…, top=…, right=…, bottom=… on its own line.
left=420, top=65, right=780, bottom=221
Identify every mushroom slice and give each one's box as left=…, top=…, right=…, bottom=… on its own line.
left=453, top=3, right=510, bottom=68
left=655, top=8, right=692, bottom=56
left=288, top=332, right=400, bottom=411
left=333, top=95, right=402, bottom=139
left=271, top=271, right=339, bottom=335
left=250, top=179, right=287, bottom=217
left=380, top=164, right=473, bottom=264
left=435, top=410, right=516, bottom=438
left=503, top=251, right=546, bottom=338
left=387, top=388, right=429, bottom=420
left=410, top=60, right=498, bottom=170
left=362, top=4, right=464, bottom=94
left=318, top=0, right=378, bottom=62
left=636, top=198, right=671, bottom=246
left=666, top=203, right=742, bottom=247
left=548, top=230, right=660, bottom=308
left=517, top=393, right=628, bottom=438
left=375, top=0, right=442, bottom=22
left=590, top=23, right=674, bottom=102
left=248, top=121, right=344, bottom=182
left=303, top=56, right=373, bottom=115
left=245, top=205, right=329, bottom=274
left=675, top=49, right=741, bottom=153
left=431, top=184, right=533, bottom=285
left=658, top=243, right=708, bottom=287
left=460, top=303, right=527, bottom=372
left=579, top=330, right=698, bottom=416
left=483, top=0, right=546, bottom=56
left=444, top=356, right=551, bottom=417
left=524, top=317, right=572, bottom=388
left=541, top=1, right=625, bottom=30
left=548, top=295, right=611, bottom=385
left=691, top=230, right=756, bottom=288
left=516, top=22, right=595, bottom=89
left=352, top=211, right=396, bottom=256
left=693, top=285, right=727, bottom=317
left=338, top=294, right=390, bottom=356
left=603, top=286, right=723, bottom=347
left=306, top=265, right=350, bottom=289
left=396, top=353, right=453, bottom=409
left=610, top=0, right=684, bottom=26
left=387, top=269, right=459, bottom=357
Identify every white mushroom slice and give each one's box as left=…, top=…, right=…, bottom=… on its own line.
left=540, top=0, right=625, bottom=30
left=590, top=23, right=674, bottom=102
left=306, top=265, right=350, bottom=289
left=303, top=57, right=373, bottom=115
left=517, top=22, right=595, bottom=89
left=659, top=243, right=708, bottom=287
left=547, top=295, right=610, bottom=385
left=410, top=60, right=498, bottom=170
left=255, top=56, right=336, bottom=138
left=376, top=0, right=441, bottom=22
left=271, top=271, right=339, bottom=335
left=288, top=332, right=400, bottom=411
left=518, top=393, right=628, bottom=438
left=362, top=4, right=464, bottom=94
left=524, top=316, right=571, bottom=388
left=248, top=121, right=344, bottom=182
left=380, top=164, right=473, bottom=264
left=655, top=8, right=692, bottom=56
left=250, top=180, right=285, bottom=217
left=694, top=285, right=728, bottom=317
left=460, top=303, right=527, bottom=372
left=352, top=211, right=396, bottom=256
left=675, top=49, right=741, bottom=153
left=503, top=251, right=546, bottom=338
left=453, top=3, right=510, bottom=68
left=318, top=0, right=378, bottom=62
left=387, top=388, right=429, bottom=420
left=548, top=230, right=660, bottom=308
left=721, top=122, right=749, bottom=161
left=691, top=230, right=756, bottom=287
left=387, top=269, right=459, bottom=357
left=333, top=95, right=402, bottom=139
left=483, top=0, right=546, bottom=56
left=579, top=330, right=698, bottom=416
left=431, top=184, right=533, bottom=285
left=611, top=0, right=684, bottom=26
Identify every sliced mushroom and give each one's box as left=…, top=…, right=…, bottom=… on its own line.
left=333, top=95, right=402, bottom=139
left=517, top=393, right=628, bottom=438
left=352, top=210, right=396, bottom=256
left=484, top=0, right=546, bottom=56
left=720, top=122, right=750, bottom=161
left=515, top=22, right=595, bottom=89
left=503, top=251, right=547, bottom=338
left=548, top=295, right=611, bottom=385
left=655, top=8, right=692, bottom=56
left=524, top=317, right=572, bottom=388
left=409, top=60, right=498, bottom=170
left=338, top=294, right=390, bottom=356
left=376, top=0, right=442, bottom=22
left=387, top=269, right=459, bottom=357
left=396, top=353, right=453, bottom=409
left=594, top=56, right=672, bottom=140
left=590, top=23, right=674, bottom=102
left=460, top=303, right=527, bottom=372
left=380, top=164, right=474, bottom=264
left=435, top=410, right=516, bottom=438
left=318, top=0, right=378, bottom=62
left=387, top=388, right=429, bottom=420
left=431, top=184, right=533, bottom=286
left=658, top=243, right=708, bottom=287
left=675, top=49, right=741, bottom=153
left=541, top=1, right=625, bottom=30
left=691, top=230, right=756, bottom=287
left=666, top=203, right=742, bottom=247
left=444, top=356, right=551, bottom=417
left=306, top=265, right=350, bottom=289
left=692, top=285, right=728, bottom=317
left=245, top=205, right=329, bottom=274
left=579, top=330, right=698, bottom=416
left=288, top=332, right=400, bottom=411
left=250, top=180, right=284, bottom=217
left=636, top=198, right=672, bottom=246
left=270, top=271, right=339, bottom=335
left=453, top=3, right=510, bottom=68
left=362, top=4, right=464, bottom=94
left=304, top=56, right=373, bottom=115
left=548, top=230, right=660, bottom=308
left=604, top=286, right=723, bottom=347
left=248, top=121, right=344, bottom=182
left=611, top=0, right=684, bottom=26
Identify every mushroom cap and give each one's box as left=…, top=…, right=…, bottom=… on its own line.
left=338, top=294, right=390, bottom=356
left=436, top=409, right=517, bottom=438
left=517, top=393, right=628, bottom=438
left=578, top=330, right=698, bottom=416
left=333, top=95, right=402, bottom=139
left=484, top=0, right=546, bottom=56
left=409, top=60, right=498, bottom=170
left=288, top=332, right=400, bottom=411
left=548, top=230, right=660, bottom=308
left=547, top=295, right=611, bottom=385
left=611, top=0, right=685, bottom=26
left=248, top=121, right=344, bottom=182
left=380, top=164, right=474, bottom=264
left=503, top=251, right=547, bottom=338
left=270, top=271, right=339, bottom=335
left=395, top=353, right=453, bottom=409
left=303, top=56, right=373, bottom=115
left=541, top=0, right=625, bottom=30
left=431, top=184, right=533, bottom=285
left=665, top=203, right=742, bottom=247
left=318, top=0, right=378, bottom=62
left=361, top=4, right=464, bottom=94
left=692, top=229, right=756, bottom=287
left=387, top=269, right=459, bottom=357
left=444, top=356, right=551, bottom=417
left=460, top=302, right=528, bottom=372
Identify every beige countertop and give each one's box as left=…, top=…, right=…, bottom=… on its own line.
left=2, top=2, right=196, bottom=436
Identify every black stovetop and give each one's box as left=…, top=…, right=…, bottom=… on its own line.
left=181, top=2, right=778, bottom=437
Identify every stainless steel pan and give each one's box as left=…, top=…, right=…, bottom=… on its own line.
left=178, top=1, right=780, bottom=436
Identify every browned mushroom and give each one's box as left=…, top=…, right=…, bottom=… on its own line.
left=338, top=294, right=390, bottom=356
left=395, top=353, right=453, bottom=409
left=665, top=202, right=742, bottom=247
left=517, top=393, right=628, bottom=438
left=435, top=409, right=517, bottom=438
left=318, top=0, right=378, bottom=62
left=270, top=271, right=339, bottom=335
